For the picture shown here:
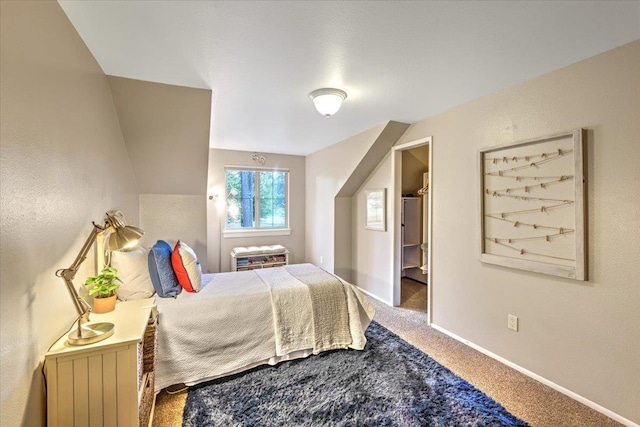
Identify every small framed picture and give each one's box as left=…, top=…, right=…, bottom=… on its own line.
left=365, top=188, right=386, bottom=231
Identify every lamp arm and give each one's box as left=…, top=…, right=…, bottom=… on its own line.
left=55, top=222, right=106, bottom=322
left=67, top=222, right=106, bottom=272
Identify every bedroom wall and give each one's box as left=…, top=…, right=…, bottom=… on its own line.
left=306, top=121, right=409, bottom=278
left=139, top=194, right=207, bottom=265
left=352, top=152, right=394, bottom=302
left=0, top=2, right=139, bottom=426
left=107, top=76, right=211, bottom=195
left=332, top=121, right=410, bottom=281
left=392, top=40, right=640, bottom=424
left=206, top=148, right=306, bottom=273
left=107, top=76, right=211, bottom=269
left=305, top=123, right=388, bottom=273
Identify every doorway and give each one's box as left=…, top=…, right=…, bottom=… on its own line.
left=391, top=136, right=432, bottom=324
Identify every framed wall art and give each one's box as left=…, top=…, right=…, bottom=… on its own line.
left=478, top=129, right=586, bottom=280
left=365, top=188, right=386, bottom=231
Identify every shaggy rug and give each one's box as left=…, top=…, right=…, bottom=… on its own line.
left=183, top=321, right=528, bottom=426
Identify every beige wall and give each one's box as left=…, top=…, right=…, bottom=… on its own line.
left=0, top=2, right=139, bottom=426
left=305, top=123, right=388, bottom=272
left=139, top=194, right=207, bottom=269
left=207, top=149, right=306, bottom=272
left=352, top=153, right=395, bottom=301
left=332, top=121, right=410, bottom=281
left=107, top=76, right=211, bottom=195
left=394, top=40, right=640, bottom=423
left=108, top=76, right=211, bottom=269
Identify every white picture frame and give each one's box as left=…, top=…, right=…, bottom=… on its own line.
left=365, top=188, right=387, bottom=231
left=478, top=129, right=586, bottom=280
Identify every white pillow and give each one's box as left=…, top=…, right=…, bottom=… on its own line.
left=110, top=246, right=155, bottom=301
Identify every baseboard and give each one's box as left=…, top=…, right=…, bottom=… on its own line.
left=431, top=324, right=639, bottom=427
left=356, top=286, right=392, bottom=306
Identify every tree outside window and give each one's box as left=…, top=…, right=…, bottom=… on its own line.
left=225, top=169, right=288, bottom=229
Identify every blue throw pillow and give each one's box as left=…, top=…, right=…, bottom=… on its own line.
left=148, top=240, right=182, bottom=298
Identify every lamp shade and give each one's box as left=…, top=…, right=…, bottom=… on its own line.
left=309, top=88, right=347, bottom=117
left=107, top=225, right=144, bottom=251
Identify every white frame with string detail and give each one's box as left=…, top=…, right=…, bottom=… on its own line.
left=478, top=129, right=587, bottom=280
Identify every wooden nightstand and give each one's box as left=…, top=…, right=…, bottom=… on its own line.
left=44, top=298, right=157, bottom=427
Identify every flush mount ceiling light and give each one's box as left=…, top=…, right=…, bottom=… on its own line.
left=309, top=88, right=347, bottom=117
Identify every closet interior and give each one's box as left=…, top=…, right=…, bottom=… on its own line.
left=400, top=146, right=429, bottom=285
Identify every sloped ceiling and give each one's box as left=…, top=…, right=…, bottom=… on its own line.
left=59, top=1, right=640, bottom=156
left=337, top=121, right=410, bottom=197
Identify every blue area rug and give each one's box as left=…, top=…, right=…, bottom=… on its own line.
left=183, top=321, right=528, bottom=426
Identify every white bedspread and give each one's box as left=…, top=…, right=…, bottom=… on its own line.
left=154, top=263, right=374, bottom=392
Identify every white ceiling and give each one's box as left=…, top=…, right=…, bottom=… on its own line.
left=58, top=1, right=640, bottom=156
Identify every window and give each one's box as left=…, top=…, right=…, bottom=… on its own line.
left=225, top=168, right=289, bottom=231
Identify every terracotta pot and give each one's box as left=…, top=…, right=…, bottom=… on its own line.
left=93, top=294, right=117, bottom=314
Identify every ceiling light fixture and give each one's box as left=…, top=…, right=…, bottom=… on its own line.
left=309, top=88, right=347, bottom=117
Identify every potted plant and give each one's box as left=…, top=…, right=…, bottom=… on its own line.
left=85, top=267, right=122, bottom=313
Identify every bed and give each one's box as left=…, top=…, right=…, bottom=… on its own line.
left=153, top=263, right=375, bottom=392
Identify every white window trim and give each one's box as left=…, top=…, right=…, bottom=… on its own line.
left=223, top=228, right=292, bottom=239
left=225, top=165, right=290, bottom=172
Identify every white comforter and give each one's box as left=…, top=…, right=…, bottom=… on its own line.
left=154, top=263, right=374, bottom=392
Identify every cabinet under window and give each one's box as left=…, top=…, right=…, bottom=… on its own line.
left=231, top=245, right=290, bottom=271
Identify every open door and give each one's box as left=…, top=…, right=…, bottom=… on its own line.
left=391, top=136, right=433, bottom=324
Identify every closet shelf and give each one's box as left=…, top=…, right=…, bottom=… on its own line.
left=403, top=242, right=421, bottom=247
left=402, top=263, right=421, bottom=270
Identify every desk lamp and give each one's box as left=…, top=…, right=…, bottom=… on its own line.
left=55, top=210, right=143, bottom=345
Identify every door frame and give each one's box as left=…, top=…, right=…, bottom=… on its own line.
left=391, top=136, right=433, bottom=324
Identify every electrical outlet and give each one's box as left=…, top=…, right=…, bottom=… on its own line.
left=320, top=256, right=324, bottom=265
left=508, top=315, right=518, bottom=332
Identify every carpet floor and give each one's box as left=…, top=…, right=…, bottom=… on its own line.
left=400, top=278, right=427, bottom=313
left=153, top=298, right=621, bottom=427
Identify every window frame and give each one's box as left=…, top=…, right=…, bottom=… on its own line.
left=223, top=166, right=291, bottom=238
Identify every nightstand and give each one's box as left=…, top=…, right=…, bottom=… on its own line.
left=44, top=298, right=157, bottom=427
